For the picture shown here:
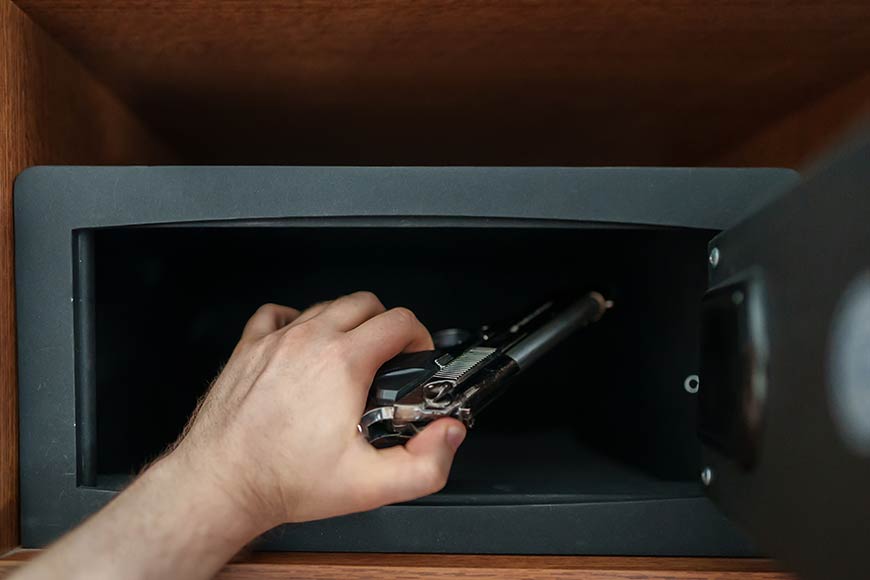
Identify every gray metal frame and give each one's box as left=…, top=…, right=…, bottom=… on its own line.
left=15, top=166, right=797, bottom=552
left=703, top=138, right=870, bottom=579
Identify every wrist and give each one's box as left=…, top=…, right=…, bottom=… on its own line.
left=23, top=446, right=272, bottom=580
left=140, top=450, right=269, bottom=549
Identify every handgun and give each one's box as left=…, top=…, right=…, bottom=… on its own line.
left=360, top=292, right=610, bottom=448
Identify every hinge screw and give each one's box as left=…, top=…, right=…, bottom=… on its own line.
left=709, top=247, right=720, bottom=268
left=701, top=466, right=714, bottom=486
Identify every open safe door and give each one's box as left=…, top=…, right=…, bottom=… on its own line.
left=700, top=135, right=870, bottom=580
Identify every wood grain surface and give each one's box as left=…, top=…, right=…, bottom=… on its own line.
left=0, top=550, right=797, bottom=579
left=719, top=71, right=870, bottom=168
left=13, top=0, right=870, bottom=167
left=0, top=0, right=170, bottom=553
left=0, top=1, right=862, bottom=575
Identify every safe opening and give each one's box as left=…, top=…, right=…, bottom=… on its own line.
left=77, top=223, right=713, bottom=506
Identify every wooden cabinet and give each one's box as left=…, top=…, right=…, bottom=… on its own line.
left=2, top=1, right=868, bottom=576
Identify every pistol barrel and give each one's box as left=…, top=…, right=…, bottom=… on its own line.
left=505, top=292, right=608, bottom=370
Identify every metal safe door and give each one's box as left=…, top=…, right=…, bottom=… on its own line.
left=700, top=135, right=870, bottom=580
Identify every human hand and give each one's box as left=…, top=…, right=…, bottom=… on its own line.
left=11, top=292, right=466, bottom=580
left=161, top=291, right=466, bottom=534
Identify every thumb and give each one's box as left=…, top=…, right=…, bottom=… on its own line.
left=359, top=418, right=466, bottom=507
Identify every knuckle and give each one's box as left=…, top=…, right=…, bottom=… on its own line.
left=389, top=306, right=417, bottom=327
left=352, top=290, right=383, bottom=310
left=305, top=300, right=329, bottom=314
left=254, top=302, right=278, bottom=316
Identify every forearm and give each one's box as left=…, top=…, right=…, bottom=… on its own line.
left=12, top=455, right=263, bottom=580
left=11, top=294, right=462, bottom=579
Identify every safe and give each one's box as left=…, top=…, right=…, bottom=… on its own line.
left=14, top=136, right=870, bottom=580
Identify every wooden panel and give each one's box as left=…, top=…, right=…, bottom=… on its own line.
left=0, top=1, right=858, bottom=572
left=0, top=0, right=170, bottom=553
left=718, top=71, right=870, bottom=169
left=0, top=550, right=797, bottom=579
left=13, top=0, right=870, bottom=167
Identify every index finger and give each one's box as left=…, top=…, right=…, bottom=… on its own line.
left=345, top=307, right=434, bottom=378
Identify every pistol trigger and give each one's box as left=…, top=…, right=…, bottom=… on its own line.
left=457, top=407, right=474, bottom=428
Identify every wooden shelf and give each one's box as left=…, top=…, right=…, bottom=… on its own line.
left=0, top=550, right=796, bottom=579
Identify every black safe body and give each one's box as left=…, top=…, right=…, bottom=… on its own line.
left=15, top=166, right=797, bottom=554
